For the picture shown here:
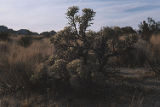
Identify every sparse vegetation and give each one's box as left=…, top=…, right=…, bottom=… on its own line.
left=0, top=37, right=53, bottom=93
left=17, top=35, right=33, bottom=47
left=0, top=32, right=10, bottom=41
left=0, top=6, right=160, bottom=107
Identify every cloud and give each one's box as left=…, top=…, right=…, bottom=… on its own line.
left=0, top=0, right=160, bottom=32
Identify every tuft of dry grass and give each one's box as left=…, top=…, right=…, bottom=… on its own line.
left=129, top=92, right=144, bottom=107
left=150, top=34, right=160, bottom=46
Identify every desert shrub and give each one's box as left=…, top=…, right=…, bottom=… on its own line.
left=67, top=59, right=89, bottom=85
left=67, top=59, right=97, bottom=81
left=40, top=30, right=56, bottom=37
left=0, top=32, right=10, bottom=41
left=66, top=59, right=82, bottom=75
left=47, top=55, right=55, bottom=66
left=0, top=41, right=9, bottom=54
left=66, top=59, right=93, bottom=94
left=50, top=59, right=69, bottom=81
left=0, top=56, right=34, bottom=92
left=29, top=63, right=53, bottom=92
left=31, top=63, right=47, bottom=82
left=18, top=36, right=32, bottom=47
left=0, top=59, right=47, bottom=93
left=0, top=38, right=53, bottom=93
left=139, top=17, right=160, bottom=41
left=48, top=6, right=139, bottom=96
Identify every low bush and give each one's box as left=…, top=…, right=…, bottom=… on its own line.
left=18, top=36, right=32, bottom=47
left=0, top=32, right=10, bottom=41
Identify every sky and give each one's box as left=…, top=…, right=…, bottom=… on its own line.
left=0, top=0, right=160, bottom=33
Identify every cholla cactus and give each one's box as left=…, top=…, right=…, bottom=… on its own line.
left=50, top=59, right=69, bottom=80
left=47, top=55, right=56, bottom=66
left=51, top=59, right=67, bottom=72
left=67, top=59, right=94, bottom=81
left=66, top=59, right=82, bottom=75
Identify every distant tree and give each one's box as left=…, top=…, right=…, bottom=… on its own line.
left=66, top=6, right=96, bottom=64
left=40, top=30, right=56, bottom=37
left=18, top=36, right=32, bottom=47
left=121, top=26, right=136, bottom=34
left=50, top=6, right=96, bottom=87
left=92, top=27, right=138, bottom=71
left=139, top=17, right=160, bottom=41
left=51, top=6, right=96, bottom=64
left=17, top=29, right=39, bottom=35
left=92, top=27, right=114, bottom=72
left=139, top=18, right=160, bottom=74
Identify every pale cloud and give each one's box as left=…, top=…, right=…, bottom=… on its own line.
left=0, top=0, right=160, bottom=32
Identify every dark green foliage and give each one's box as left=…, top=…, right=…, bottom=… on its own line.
left=50, top=6, right=102, bottom=92
left=18, top=36, right=32, bottom=47
left=0, top=25, right=16, bottom=34
left=40, top=30, right=56, bottom=37
left=121, top=26, right=137, bottom=34
left=17, top=29, right=39, bottom=35
left=0, top=26, right=39, bottom=36
left=0, top=32, right=10, bottom=40
left=92, top=27, right=138, bottom=69
left=139, top=17, right=160, bottom=41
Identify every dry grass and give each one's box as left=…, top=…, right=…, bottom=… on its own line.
left=129, top=93, right=144, bottom=107
left=1, top=35, right=160, bottom=107
left=150, top=34, right=160, bottom=46
left=0, top=37, right=54, bottom=92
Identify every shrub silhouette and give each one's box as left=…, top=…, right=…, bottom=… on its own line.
left=18, top=36, right=32, bottom=47
left=139, top=17, right=160, bottom=41
left=49, top=6, right=140, bottom=94
left=0, top=32, right=10, bottom=41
